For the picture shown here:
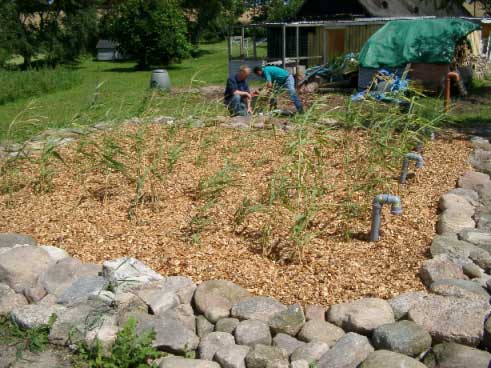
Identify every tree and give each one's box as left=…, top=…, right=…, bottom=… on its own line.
left=181, top=0, right=245, bottom=43
left=110, top=0, right=190, bottom=68
left=0, top=0, right=99, bottom=69
left=247, top=0, right=303, bottom=23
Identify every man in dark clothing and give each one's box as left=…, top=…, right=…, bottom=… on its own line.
left=224, top=65, right=252, bottom=116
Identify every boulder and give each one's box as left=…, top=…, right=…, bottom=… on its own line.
left=0, top=246, right=53, bottom=292
left=84, top=313, right=118, bottom=348
left=160, top=304, right=196, bottom=333
left=11, top=303, right=64, bottom=329
left=102, top=257, right=163, bottom=292
left=0, top=283, right=27, bottom=315
left=215, top=318, right=240, bottom=334
left=477, top=211, right=491, bottom=230
left=429, top=279, right=489, bottom=300
left=439, top=193, right=475, bottom=213
left=291, top=341, right=330, bottom=364
left=459, top=229, right=491, bottom=251
left=245, top=344, right=289, bottom=368
left=423, top=342, right=491, bottom=368
left=291, top=360, right=309, bottom=368
left=457, top=171, right=491, bottom=191
left=268, top=303, right=305, bottom=336
left=231, top=296, right=286, bottom=322
left=160, top=276, right=197, bottom=304
left=389, top=291, right=428, bottom=320
left=0, top=233, right=36, bottom=248
left=272, top=333, right=306, bottom=355
left=437, top=209, right=475, bottom=235
left=57, top=276, right=108, bottom=306
left=49, top=300, right=112, bottom=346
left=408, top=295, right=490, bottom=346
left=194, top=280, right=251, bottom=323
left=37, top=257, right=101, bottom=297
left=39, top=245, right=69, bottom=262
left=214, top=344, right=250, bottom=368
left=359, top=350, right=426, bottom=368
left=137, top=315, right=200, bottom=354
left=462, top=263, right=484, bottom=278
left=10, top=349, right=73, bottom=368
left=420, top=257, right=467, bottom=287
left=297, top=320, right=345, bottom=346
left=23, top=285, right=47, bottom=303
left=447, top=188, right=479, bottom=206
left=430, top=235, right=477, bottom=260
left=198, top=332, right=235, bottom=360
left=136, top=287, right=180, bottom=315
left=197, top=315, right=215, bottom=338
left=235, top=319, right=272, bottom=347
left=160, top=357, right=220, bottom=368
left=113, top=292, right=148, bottom=318
left=317, top=332, right=374, bottom=368
left=326, top=298, right=395, bottom=335
left=304, top=305, right=325, bottom=321
left=372, top=321, right=432, bottom=357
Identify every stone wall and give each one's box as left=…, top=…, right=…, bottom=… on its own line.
left=2, top=137, right=491, bottom=367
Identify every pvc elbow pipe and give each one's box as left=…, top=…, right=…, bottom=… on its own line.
left=399, top=152, right=424, bottom=184
left=370, top=194, right=403, bottom=242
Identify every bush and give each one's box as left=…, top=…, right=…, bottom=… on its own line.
left=0, top=67, right=82, bottom=105
left=110, top=0, right=191, bottom=69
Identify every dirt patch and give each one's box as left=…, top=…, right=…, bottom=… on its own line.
left=0, top=122, right=470, bottom=306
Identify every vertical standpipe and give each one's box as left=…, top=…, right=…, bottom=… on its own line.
left=370, top=195, right=403, bottom=242
left=399, top=152, right=424, bottom=184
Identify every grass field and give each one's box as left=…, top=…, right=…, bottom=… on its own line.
left=0, top=42, right=229, bottom=142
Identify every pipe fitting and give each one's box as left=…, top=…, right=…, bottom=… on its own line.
left=399, top=152, right=424, bottom=184
left=370, top=194, right=403, bottom=242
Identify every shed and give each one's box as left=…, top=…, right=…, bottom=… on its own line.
left=357, top=18, right=481, bottom=91
left=96, top=40, right=123, bottom=61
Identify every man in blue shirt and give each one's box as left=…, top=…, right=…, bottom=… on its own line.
left=253, top=65, right=304, bottom=114
left=224, top=65, right=252, bottom=116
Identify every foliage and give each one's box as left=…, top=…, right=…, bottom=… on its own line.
left=76, top=317, right=162, bottom=368
left=0, top=67, right=81, bottom=105
left=0, top=0, right=99, bottom=68
left=247, top=0, right=303, bottom=22
left=0, top=313, right=57, bottom=357
left=110, top=0, right=190, bottom=68
left=182, top=0, right=244, bottom=43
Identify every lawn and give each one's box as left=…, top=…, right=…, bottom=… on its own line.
left=0, top=42, right=229, bottom=142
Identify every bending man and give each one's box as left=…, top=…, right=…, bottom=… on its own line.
left=224, top=65, right=252, bottom=116
left=253, top=65, right=304, bottom=114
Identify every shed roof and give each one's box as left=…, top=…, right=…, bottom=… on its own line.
left=96, top=40, right=119, bottom=49
left=296, top=0, right=470, bottom=20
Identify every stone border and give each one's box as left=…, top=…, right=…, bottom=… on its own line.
left=1, top=137, right=491, bottom=367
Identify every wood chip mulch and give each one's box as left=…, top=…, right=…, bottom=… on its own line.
left=0, top=122, right=470, bottom=307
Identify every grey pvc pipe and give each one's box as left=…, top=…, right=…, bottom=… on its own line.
left=399, top=152, right=424, bottom=184
left=370, top=194, right=403, bottom=242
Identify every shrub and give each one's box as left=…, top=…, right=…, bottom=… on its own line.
left=110, top=0, right=191, bottom=69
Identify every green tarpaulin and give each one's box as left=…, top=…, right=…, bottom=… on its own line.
left=359, top=19, right=480, bottom=69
